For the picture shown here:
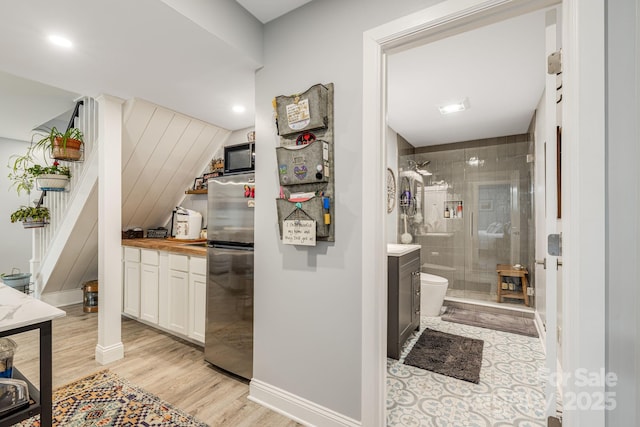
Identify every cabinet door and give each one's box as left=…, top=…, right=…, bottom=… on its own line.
left=168, top=269, right=189, bottom=335
left=411, top=268, right=421, bottom=328
left=188, top=272, right=207, bottom=344
left=123, top=260, right=140, bottom=317
left=398, top=253, right=421, bottom=346
left=140, top=263, right=159, bottom=324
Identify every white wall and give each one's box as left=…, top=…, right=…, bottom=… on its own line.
left=606, top=0, right=639, bottom=424
left=253, top=0, right=443, bottom=421
left=0, top=137, right=35, bottom=276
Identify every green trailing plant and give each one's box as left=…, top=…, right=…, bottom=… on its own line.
left=28, top=162, right=71, bottom=178
left=33, top=126, right=83, bottom=152
left=8, top=148, right=71, bottom=195
left=10, top=205, right=50, bottom=223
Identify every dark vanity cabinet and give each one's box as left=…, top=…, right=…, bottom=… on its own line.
left=387, top=248, right=421, bottom=359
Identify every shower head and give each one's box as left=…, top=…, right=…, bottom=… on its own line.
left=408, top=159, right=432, bottom=175
left=408, top=159, right=431, bottom=168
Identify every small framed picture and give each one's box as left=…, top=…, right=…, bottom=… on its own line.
left=193, top=177, right=205, bottom=190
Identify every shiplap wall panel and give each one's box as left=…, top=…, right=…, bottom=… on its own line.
left=122, top=114, right=190, bottom=228
left=138, top=124, right=228, bottom=229
left=122, top=100, right=156, bottom=165
left=121, top=107, right=175, bottom=202
left=134, top=120, right=207, bottom=228
left=45, top=189, right=99, bottom=293
left=121, top=98, right=230, bottom=230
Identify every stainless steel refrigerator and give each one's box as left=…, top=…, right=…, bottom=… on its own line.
left=205, top=172, right=254, bottom=379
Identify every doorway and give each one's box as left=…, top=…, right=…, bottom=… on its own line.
left=358, top=0, right=609, bottom=425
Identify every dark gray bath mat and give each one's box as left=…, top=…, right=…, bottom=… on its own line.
left=403, top=328, right=484, bottom=384
left=442, top=306, right=539, bottom=338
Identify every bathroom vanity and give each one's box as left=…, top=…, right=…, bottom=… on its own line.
left=387, top=244, right=421, bottom=359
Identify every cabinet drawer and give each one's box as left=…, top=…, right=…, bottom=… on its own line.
left=123, top=247, right=140, bottom=262
left=141, top=249, right=159, bottom=266
left=190, top=256, right=207, bottom=276
left=169, top=254, right=189, bottom=272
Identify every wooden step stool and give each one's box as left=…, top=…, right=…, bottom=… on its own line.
left=496, top=264, right=529, bottom=306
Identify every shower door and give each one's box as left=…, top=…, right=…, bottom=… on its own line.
left=464, top=175, right=519, bottom=301
left=411, top=140, right=534, bottom=304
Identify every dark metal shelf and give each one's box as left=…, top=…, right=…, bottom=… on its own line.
left=0, top=368, right=41, bottom=426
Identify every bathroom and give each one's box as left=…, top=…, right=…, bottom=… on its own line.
left=393, top=134, right=535, bottom=309
left=384, top=119, right=544, bottom=427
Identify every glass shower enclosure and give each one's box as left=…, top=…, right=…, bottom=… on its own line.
left=400, top=137, right=534, bottom=305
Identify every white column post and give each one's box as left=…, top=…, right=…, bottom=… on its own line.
left=30, top=229, right=42, bottom=298
left=95, top=94, right=125, bottom=364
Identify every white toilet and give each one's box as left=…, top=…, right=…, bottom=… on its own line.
left=420, top=273, right=449, bottom=317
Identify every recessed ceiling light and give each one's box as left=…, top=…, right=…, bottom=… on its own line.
left=48, top=35, right=73, bottom=48
left=232, top=105, right=246, bottom=113
left=439, top=98, right=470, bottom=115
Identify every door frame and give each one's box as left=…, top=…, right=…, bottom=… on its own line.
left=361, top=1, right=605, bottom=426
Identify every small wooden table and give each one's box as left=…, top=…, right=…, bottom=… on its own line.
left=496, top=264, right=529, bottom=306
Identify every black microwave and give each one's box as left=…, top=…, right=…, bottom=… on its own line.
left=224, top=142, right=255, bottom=174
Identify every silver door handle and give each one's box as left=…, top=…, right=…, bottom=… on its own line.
left=557, top=259, right=563, bottom=269
left=535, top=258, right=547, bottom=269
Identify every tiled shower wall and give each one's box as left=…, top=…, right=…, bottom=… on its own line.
left=399, top=134, right=535, bottom=303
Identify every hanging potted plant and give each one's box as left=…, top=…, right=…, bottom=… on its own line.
left=31, top=161, right=71, bottom=192
left=8, top=154, right=71, bottom=195
left=34, top=126, right=84, bottom=161
left=10, top=205, right=50, bottom=228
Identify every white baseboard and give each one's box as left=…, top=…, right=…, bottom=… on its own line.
left=40, top=288, right=83, bottom=307
left=249, top=379, right=361, bottom=427
left=95, top=342, right=125, bottom=365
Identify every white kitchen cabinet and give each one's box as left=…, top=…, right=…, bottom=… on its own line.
left=188, top=257, right=207, bottom=343
left=139, top=249, right=159, bottom=324
left=123, top=247, right=141, bottom=317
left=167, top=254, right=190, bottom=336
left=122, top=245, right=206, bottom=346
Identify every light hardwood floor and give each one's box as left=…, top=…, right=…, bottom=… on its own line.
left=10, top=304, right=300, bottom=427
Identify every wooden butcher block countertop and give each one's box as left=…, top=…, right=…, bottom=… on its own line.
left=121, top=238, right=207, bottom=256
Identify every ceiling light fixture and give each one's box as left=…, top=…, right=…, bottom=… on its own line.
left=232, top=105, right=246, bottom=113
left=48, top=35, right=73, bottom=48
left=439, top=98, right=470, bottom=115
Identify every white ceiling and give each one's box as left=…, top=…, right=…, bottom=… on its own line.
left=236, top=0, right=313, bottom=24
left=0, top=0, right=309, bottom=143
left=387, top=8, right=548, bottom=147
left=0, top=1, right=547, bottom=149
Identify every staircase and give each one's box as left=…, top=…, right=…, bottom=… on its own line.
left=32, top=96, right=99, bottom=300
left=33, top=97, right=231, bottom=304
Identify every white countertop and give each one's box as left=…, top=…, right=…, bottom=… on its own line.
left=0, top=284, right=66, bottom=333
left=387, top=243, right=421, bottom=257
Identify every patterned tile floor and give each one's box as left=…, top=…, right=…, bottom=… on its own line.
left=387, top=315, right=548, bottom=427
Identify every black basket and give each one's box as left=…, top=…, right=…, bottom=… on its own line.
left=122, top=229, right=143, bottom=239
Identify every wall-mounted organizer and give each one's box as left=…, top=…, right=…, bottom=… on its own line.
left=274, top=83, right=335, bottom=245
